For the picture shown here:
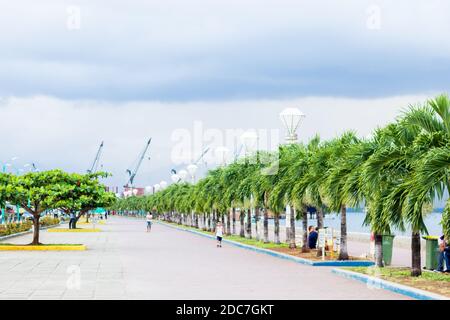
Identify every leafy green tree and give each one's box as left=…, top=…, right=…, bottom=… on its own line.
left=9, top=170, right=73, bottom=244
left=0, top=173, right=14, bottom=210
left=53, top=172, right=116, bottom=228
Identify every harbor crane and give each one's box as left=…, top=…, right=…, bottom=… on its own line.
left=125, top=138, right=152, bottom=188
left=87, top=141, right=104, bottom=174
left=170, top=147, right=210, bottom=175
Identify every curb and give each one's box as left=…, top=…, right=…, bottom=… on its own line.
left=158, top=221, right=374, bottom=267
left=47, top=228, right=101, bottom=233
left=0, top=244, right=86, bottom=251
left=331, top=268, right=449, bottom=300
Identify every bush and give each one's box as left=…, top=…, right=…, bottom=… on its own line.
left=0, top=221, right=33, bottom=237
left=39, top=216, right=60, bottom=227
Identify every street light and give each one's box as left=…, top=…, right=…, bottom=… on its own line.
left=178, top=169, right=188, bottom=182
left=279, top=108, right=305, bottom=143
left=240, top=130, right=258, bottom=156
left=186, top=164, right=198, bottom=183
left=280, top=108, right=305, bottom=243
left=215, top=146, right=229, bottom=166
left=144, top=186, right=153, bottom=195
left=171, top=173, right=180, bottom=183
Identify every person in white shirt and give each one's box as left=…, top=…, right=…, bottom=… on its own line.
left=146, top=213, right=153, bottom=232
left=216, top=222, right=224, bottom=247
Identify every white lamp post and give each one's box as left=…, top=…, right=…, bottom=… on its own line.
left=280, top=108, right=305, bottom=144
left=280, top=107, right=305, bottom=242
left=171, top=173, right=180, bottom=183
left=240, top=130, right=258, bottom=156
left=186, top=164, right=198, bottom=183
left=178, top=169, right=188, bottom=182
left=214, top=146, right=229, bottom=166
left=144, top=186, right=153, bottom=195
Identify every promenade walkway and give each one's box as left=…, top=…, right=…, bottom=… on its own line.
left=0, top=217, right=407, bottom=299
left=233, top=223, right=420, bottom=267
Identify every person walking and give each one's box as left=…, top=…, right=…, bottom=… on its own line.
left=216, top=222, right=224, bottom=247
left=146, top=212, right=153, bottom=232
left=69, top=212, right=76, bottom=229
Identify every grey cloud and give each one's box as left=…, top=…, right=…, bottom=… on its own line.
left=1, top=1, right=450, bottom=101
left=0, top=94, right=432, bottom=189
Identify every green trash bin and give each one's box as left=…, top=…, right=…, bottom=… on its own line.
left=423, top=236, right=439, bottom=270
left=382, top=234, right=395, bottom=266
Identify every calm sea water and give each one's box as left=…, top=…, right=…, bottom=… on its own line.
left=276, top=211, right=445, bottom=236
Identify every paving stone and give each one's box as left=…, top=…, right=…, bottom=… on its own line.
left=0, top=217, right=408, bottom=299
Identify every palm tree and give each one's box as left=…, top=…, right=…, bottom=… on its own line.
left=322, top=132, right=361, bottom=260
left=363, top=95, right=449, bottom=275
left=251, top=151, right=281, bottom=244
left=395, top=95, right=450, bottom=275
left=299, top=136, right=331, bottom=255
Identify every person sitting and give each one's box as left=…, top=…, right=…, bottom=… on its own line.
left=308, top=225, right=318, bottom=249
left=437, top=235, right=450, bottom=272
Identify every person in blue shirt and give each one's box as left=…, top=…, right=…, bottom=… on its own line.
left=308, top=226, right=318, bottom=249
left=69, top=212, right=76, bottom=229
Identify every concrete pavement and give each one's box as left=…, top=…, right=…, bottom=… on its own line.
left=0, top=217, right=408, bottom=299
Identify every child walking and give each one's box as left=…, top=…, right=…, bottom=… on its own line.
left=216, top=222, right=224, bottom=247
left=146, top=212, right=153, bottom=232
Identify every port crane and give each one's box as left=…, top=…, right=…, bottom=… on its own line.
left=87, top=141, right=104, bottom=174
left=170, top=147, right=210, bottom=175
left=124, top=138, right=152, bottom=188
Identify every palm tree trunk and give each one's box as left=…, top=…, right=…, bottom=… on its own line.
left=246, top=209, right=252, bottom=239
left=316, top=207, right=324, bottom=257
left=232, top=207, right=236, bottom=235
left=255, top=207, right=260, bottom=241
left=274, top=213, right=280, bottom=244
left=239, top=210, right=245, bottom=237
left=338, top=205, right=349, bottom=260
left=374, top=233, right=384, bottom=267
left=411, top=231, right=422, bottom=276
left=226, top=209, right=231, bottom=236
left=301, top=207, right=309, bottom=252
left=289, top=205, right=296, bottom=249
left=317, top=207, right=324, bottom=229
left=212, top=210, right=217, bottom=231
left=263, top=208, right=269, bottom=243
left=286, top=206, right=291, bottom=243
left=195, top=213, right=199, bottom=228
left=202, top=214, right=206, bottom=230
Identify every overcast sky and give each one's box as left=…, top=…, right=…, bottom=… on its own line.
left=0, top=1, right=449, bottom=190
